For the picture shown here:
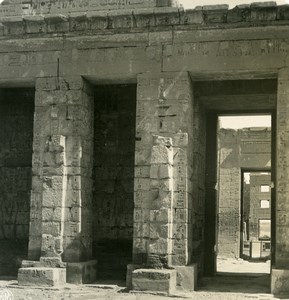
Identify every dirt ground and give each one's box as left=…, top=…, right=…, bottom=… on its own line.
left=0, top=276, right=286, bottom=300
left=0, top=259, right=287, bottom=300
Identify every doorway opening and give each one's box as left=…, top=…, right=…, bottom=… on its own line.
left=0, top=88, right=34, bottom=277
left=216, top=115, right=272, bottom=276
left=195, top=78, right=277, bottom=293
left=92, top=84, right=136, bottom=281
left=241, top=171, right=271, bottom=264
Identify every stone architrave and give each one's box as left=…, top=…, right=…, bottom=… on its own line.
left=0, top=0, right=173, bottom=16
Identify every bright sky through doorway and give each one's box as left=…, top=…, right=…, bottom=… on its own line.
left=219, top=116, right=271, bottom=129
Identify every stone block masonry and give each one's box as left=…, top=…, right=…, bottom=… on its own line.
left=28, top=76, right=95, bottom=263
left=131, top=71, right=203, bottom=292
left=0, top=0, right=174, bottom=17
left=18, top=267, right=66, bottom=287
left=18, top=76, right=96, bottom=285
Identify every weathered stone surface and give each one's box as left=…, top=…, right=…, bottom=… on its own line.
left=0, top=0, right=173, bottom=17
left=24, top=15, right=46, bottom=33
left=197, top=5, right=229, bottom=23
left=277, top=5, right=289, bottom=20
left=132, top=269, right=176, bottom=294
left=250, top=1, right=277, bottom=21
left=126, top=264, right=142, bottom=289
left=154, top=7, right=180, bottom=26
left=227, top=5, right=250, bottom=22
left=175, top=264, right=197, bottom=292
left=18, top=267, right=66, bottom=286
left=22, top=257, right=66, bottom=268
left=66, top=260, right=97, bottom=284
left=271, top=269, right=289, bottom=294
left=133, top=8, right=155, bottom=27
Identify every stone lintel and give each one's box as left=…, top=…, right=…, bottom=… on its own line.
left=18, top=267, right=66, bottom=287
left=132, top=269, right=177, bottom=294
left=271, top=268, right=289, bottom=294
left=66, top=260, right=97, bottom=284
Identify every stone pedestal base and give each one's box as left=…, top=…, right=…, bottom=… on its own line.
left=175, top=264, right=198, bottom=291
left=271, top=268, right=289, bottom=294
left=18, top=267, right=66, bottom=287
left=126, top=264, right=142, bottom=289
left=66, top=260, right=97, bottom=284
left=132, top=269, right=176, bottom=295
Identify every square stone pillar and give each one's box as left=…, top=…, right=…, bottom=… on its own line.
left=129, top=72, right=197, bottom=293
left=18, top=77, right=96, bottom=286
left=272, top=68, right=289, bottom=294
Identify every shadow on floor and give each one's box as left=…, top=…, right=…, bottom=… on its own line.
left=198, top=273, right=271, bottom=294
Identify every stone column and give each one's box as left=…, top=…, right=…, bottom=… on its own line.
left=18, top=76, right=96, bottom=286
left=272, top=68, right=289, bottom=294
left=130, top=72, right=197, bottom=293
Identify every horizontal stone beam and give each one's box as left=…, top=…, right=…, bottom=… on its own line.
left=0, top=3, right=289, bottom=36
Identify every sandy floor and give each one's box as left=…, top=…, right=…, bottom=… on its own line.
left=217, top=258, right=271, bottom=274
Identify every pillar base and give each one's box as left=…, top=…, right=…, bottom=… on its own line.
left=18, top=267, right=66, bottom=286
left=132, top=269, right=176, bottom=295
left=271, top=268, right=289, bottom=295
left=175, top=264, right=198, bottom=292
left=66, top=260, right=97, bottom=284
left=126, top=264, right=142, bottom=289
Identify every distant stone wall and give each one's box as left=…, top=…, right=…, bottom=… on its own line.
left=0, top=89, right=34, bottom=276
left=92, top=85, right=136, bottom=280
left=249, top=174, right=271, bottom=241
left=218, top=128, right=271, bottom=259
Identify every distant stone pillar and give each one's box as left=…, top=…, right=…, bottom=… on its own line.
left=129, top=72, right=198, bottom=293
left=272, top=68, right=289, bottom=294
left=18, top=76, right=96, bottom=286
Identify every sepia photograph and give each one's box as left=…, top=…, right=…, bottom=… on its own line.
left=0, top=0, right=288, bottom=299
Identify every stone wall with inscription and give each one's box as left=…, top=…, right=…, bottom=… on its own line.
left=218, top=128, right=271, bottom=259
left=132, top=71, right=208, bottom=279
left=0, top=0, right=173, bottom=16
left=0, top=88, right=34, bottom=276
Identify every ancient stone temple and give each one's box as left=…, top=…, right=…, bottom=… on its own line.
left=1, top=0, right=289, bottom=295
